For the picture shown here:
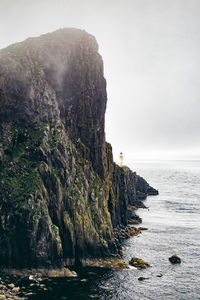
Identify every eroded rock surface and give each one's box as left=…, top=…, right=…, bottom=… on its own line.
left=0, top=28, right=158, bottom=269
left=129, top=257, right=150, bottom=269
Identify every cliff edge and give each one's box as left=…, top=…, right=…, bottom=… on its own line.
left=0, top=28, right=158, bottom=269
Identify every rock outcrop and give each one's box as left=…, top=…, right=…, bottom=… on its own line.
left=0, top=28, right=158, bottom=270
left=129, top=257, right=150, bottom=269
left=169, top=255, right=181, bottom=264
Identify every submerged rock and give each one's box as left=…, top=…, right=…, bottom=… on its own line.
left=138, top=276, right=149, bottom=281
left=129, top=257, right=150, bottom=269
left=169, top=255, right=181, bottom=264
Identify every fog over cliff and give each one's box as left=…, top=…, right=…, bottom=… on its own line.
left=1, top=0, right=200, bottom=161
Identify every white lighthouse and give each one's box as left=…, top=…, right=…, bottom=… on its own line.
left=119, top=152, right=123, bottom=167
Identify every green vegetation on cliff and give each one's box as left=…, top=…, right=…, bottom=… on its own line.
left=0, top=28, right=157, bottom=269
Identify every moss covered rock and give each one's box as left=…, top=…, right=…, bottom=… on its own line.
left=129, top=257, right=150, bottom=269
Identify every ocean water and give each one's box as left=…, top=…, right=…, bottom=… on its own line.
left=9, top=160, right=200, bottom=299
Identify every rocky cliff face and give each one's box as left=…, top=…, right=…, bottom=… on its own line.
left=0, top=29, right=157, bottom=269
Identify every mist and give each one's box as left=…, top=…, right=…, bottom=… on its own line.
left=1, top=0, right=200, bottom=162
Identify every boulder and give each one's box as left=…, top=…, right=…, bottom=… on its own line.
left=129, top=257, right=150, bottom=269
left=169, top=254, right=181, bottom=264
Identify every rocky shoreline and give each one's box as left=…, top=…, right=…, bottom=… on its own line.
left=0, top=192, right=155, bottom=299
left=0, top=280, right=22, bottom=300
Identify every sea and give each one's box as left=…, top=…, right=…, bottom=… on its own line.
left=6, top=160, right=200, bottom=299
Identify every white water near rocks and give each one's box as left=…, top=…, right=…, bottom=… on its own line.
left=99, top=160, right=200, bottom=300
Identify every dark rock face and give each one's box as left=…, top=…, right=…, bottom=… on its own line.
left=169, top=255, right=181, bottom=264
left=0, top=28, right=158, bottom=269
left=0, top=28, right=106, bottom=177
left=106, top=153, right=158, bottom=228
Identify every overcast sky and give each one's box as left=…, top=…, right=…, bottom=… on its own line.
left=0, top=0, right=200, bottom=161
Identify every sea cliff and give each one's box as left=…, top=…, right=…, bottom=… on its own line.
left=0, top=28, right=158, bottom=270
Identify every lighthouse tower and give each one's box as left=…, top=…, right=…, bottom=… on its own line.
left=119, top=152, right=123, bottom=167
